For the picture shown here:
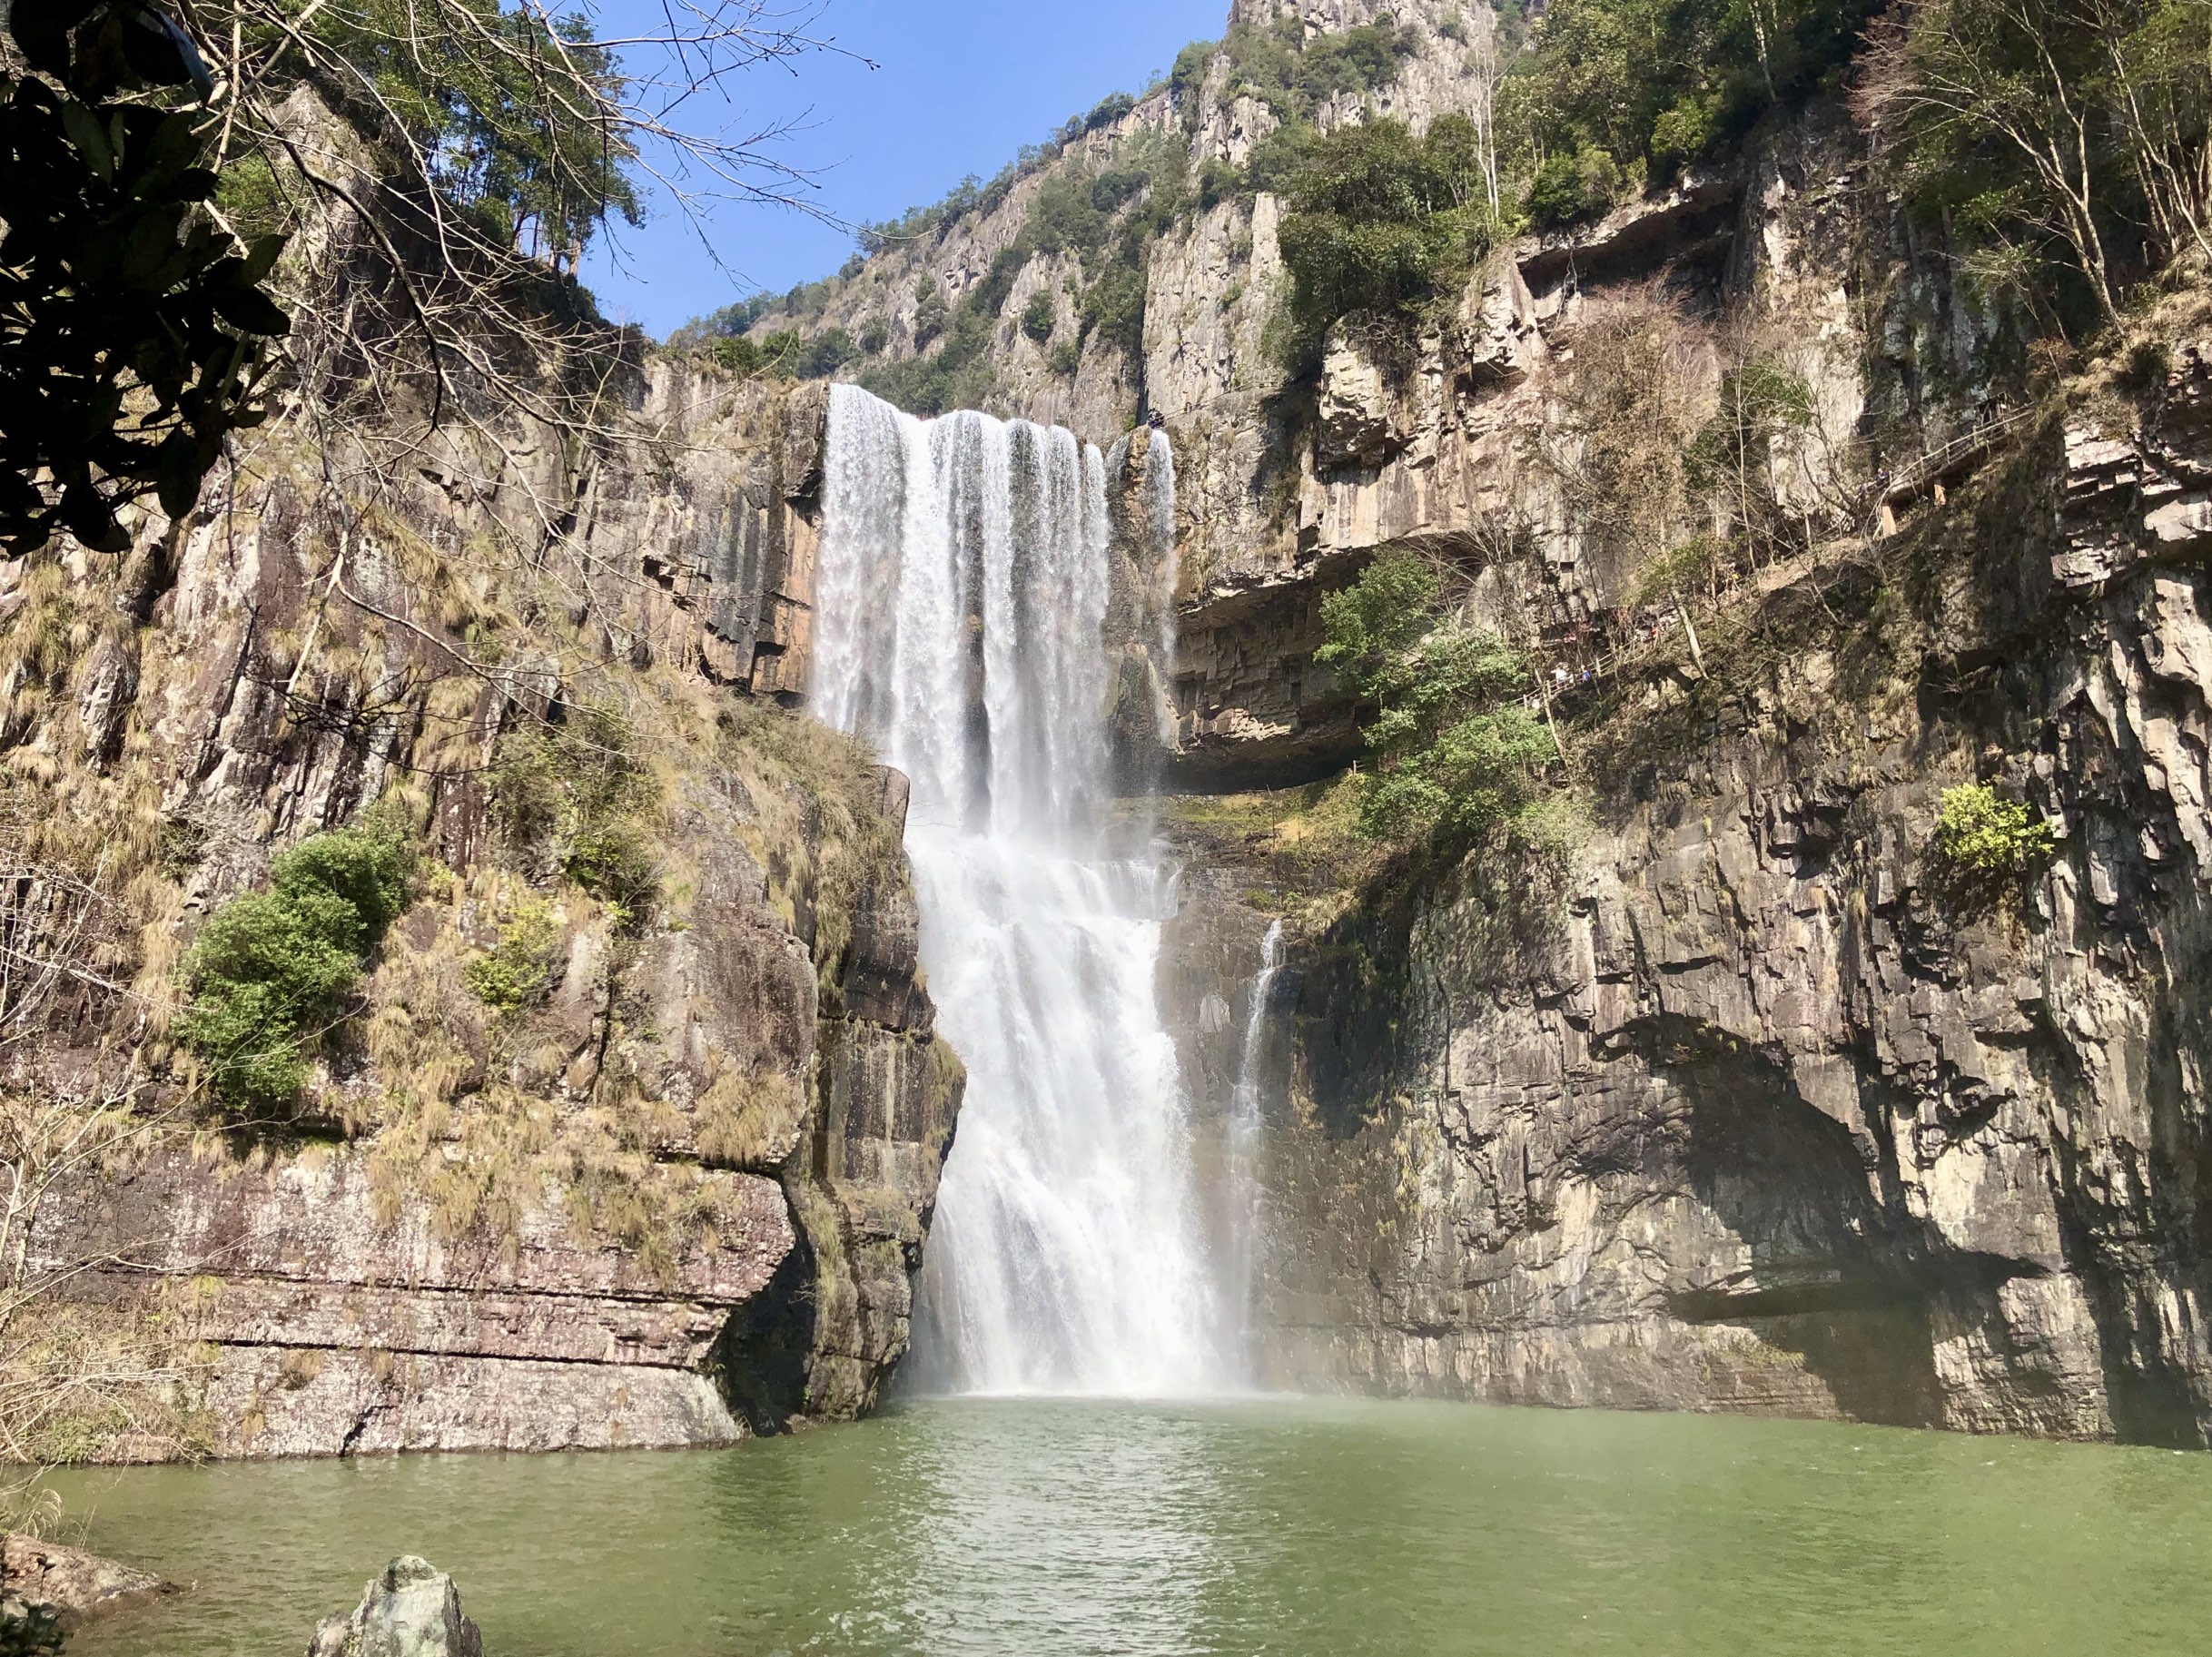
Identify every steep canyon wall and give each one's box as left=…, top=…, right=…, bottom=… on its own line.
left=15, top=366, right=962, bottom=1455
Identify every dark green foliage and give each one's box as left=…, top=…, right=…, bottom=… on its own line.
left=1028, top=172, right=1111, bottom=258
left=1022, top=291, right=1058, bottom=345
left=710, top=332, right=778, bottom=377
left=1081, top=92, right=1137, bottom=133
left=1358, top=706, right=1556, bottom=842
left=1221, top=18, right=1413, bottom=123
left=794, top=327, right=855, bottom=380
left=1275, top=117, right=1498, bottom=369
left=913, top=280, right=949, bottom=348
left=1197, top=157, right=1244, bottom=210
left=666, top=292, right=777, bottom=353
left=1317, top=550, right=1452, bottom=701
left=1170, top=38, right=1220, bottom=110
left=1, top=0, right=290, bottom=554
left=1501, top=0, right=1876, bottom=207
left=1318, top=549, right=1551, bottom=843
left=0, top=1594, right=64, bottom=1657
left=1090, top=168, right=1151, bottom=213
left=1522, top=147, right=1629, bottom=229
left=272, top=817, right=416, bottom=939
left=489, top=707, right=661, bottom=929
left=1079, top=267, right=1150, bottom=360
left=176, top=808, right=417, bottom=1116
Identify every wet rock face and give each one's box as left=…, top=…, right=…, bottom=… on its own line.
left=1234, top=332, right=2212, bottom=1445
left=309, top=1558, right=482, bottom=1657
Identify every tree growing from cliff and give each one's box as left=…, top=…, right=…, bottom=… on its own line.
left=1318, top=548, right=1554, bottom=844
left=4, top=0, right=843, bottom=557
left=1858, top=0, right=2212, bottom=331
left=1275, top=115, right=1502, bottom=370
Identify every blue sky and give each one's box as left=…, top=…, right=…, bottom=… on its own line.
left=578, top=1, right=1225, bottom=339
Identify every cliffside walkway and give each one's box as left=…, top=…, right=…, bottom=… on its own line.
left=1515, top=407, right=2039, bottom=717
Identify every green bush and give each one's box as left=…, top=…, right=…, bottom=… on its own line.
left=1275, top=117, right=1499, bottom=368
left=1932, top=784, right=2059, bottom=876
left=1523, top=148, right=1627, bottom=230
left=176, top=808, right=417, bottom=1115
left=1318, top=549, right=1551, bottom=843
left=1358, top=708, right=1556, bottom=841
left=1221, top=18, right=1413, bottom=123
left=1022, top=291, right=1058, bottom=345
left=1171, top=38, right=1219, bottom=106
left=465, top=900, right=565, bottom=1012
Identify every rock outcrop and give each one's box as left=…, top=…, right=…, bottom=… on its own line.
left=310, top=1558, right=482, bottom=1657
left=1203, top=308, right=2212, bottom=1445
left=1, top=1534, right=168, bottom=1619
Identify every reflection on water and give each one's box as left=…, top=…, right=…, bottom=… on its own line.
left=51, top=1396, right=2212, bottom=1657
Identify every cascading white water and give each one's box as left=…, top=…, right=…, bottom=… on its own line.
left=813, top=383, right=1227, bottom=1396
left=1224, top=919, right=1284, bottom=1363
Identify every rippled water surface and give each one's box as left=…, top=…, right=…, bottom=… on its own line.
left=52, top=1397, right=2212, bottom=1656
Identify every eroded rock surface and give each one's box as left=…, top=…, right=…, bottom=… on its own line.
left=309, top=1558, right=482, bottom=1657
left=1228, top=328, right=2212, bottom=1445
left=15, top=361, right=959, bottom=1457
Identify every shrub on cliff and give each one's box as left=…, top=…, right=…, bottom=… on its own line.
left=1932, top=784, right=2058, bottom=878
left=1275, top=117, right=1502, bottom=370
left=176, top=807, right=417, bottom=1115
left=1319, top=549, right=1555, bottom=843
left=489, top=709, right=662, bottom=930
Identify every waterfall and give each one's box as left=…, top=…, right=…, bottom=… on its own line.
left=812, top=383, right=1225, bottom=1396
left=1224, top=920, right=1283, bottom=1373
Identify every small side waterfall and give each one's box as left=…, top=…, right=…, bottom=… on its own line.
left=1224, top=919, right=1284, bottom=1362
left=812, top=383, right=1227, bottom=1396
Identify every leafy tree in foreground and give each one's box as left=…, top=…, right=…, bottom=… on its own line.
left=0, top=0, right=290, bottom=554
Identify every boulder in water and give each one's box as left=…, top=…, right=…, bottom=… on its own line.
left=1, top=1534, right=169, bottom=1618
left=308, top=1557, right=483, bottom=1657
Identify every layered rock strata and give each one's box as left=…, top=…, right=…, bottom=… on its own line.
left=1212, top=317, right=2212, bottom=1445
left=15, top=364, right=959, bottom=1456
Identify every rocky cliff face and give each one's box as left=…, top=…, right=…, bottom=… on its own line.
left=1244, top=322, right=2212, bottom=1444
left=13, top=362, right=961, bottom=1456
left=1131, top=79, right=2212, bottom=1442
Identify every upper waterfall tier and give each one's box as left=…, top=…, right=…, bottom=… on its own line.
left=810, top=384, right=1229, bottom=1396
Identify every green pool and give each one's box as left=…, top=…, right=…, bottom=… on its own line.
left=49, top=1396, right=2212, bottom=1655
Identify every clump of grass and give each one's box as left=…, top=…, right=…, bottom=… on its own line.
left=489, top=707, right=662, bottom=931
